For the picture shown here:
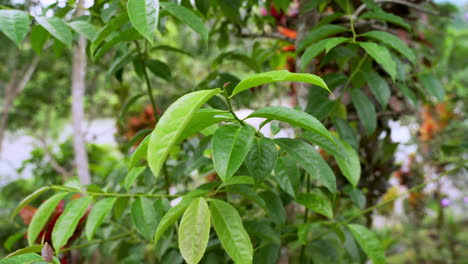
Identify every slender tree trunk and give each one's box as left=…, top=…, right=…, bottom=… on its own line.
left=71, top=1, right=91, bottom=185
left=294, top=0, right=318, bottom=109
left=0, top=56, right=39, bottom=153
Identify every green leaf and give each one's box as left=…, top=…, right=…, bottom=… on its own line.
left=113, top=197, right=130, bottom=219
left=154, top=197, right=193, bottom=244
left=27, top=192, right=68, bottom=245
left=348, top=224, right=386, bottom=264
left=226, top=185, right=266, bottom=209
left=301, top=37, right=350, bottom=71
left=363, top=71, right=391, bottom=108
left=350, top=89, right=377, bottom=135
left=210, top=199, right=253, bottom=264
left=301, top=131, right=345, bottom=159
left=2, top=246, right=43, bottom=260
left=419, top=74, right=445, bottom=101
left=68, top=20, right=97, bottom=40
left=273, top=156, right=300, bottom=198
left=85, top=197, right=116, bottom=240
left=118, top=93, right=145, bottom=125
left=0, top=253, right=43, bottom=264
left=178, top=198, right=211, bottom=264
left=359, top=42, right=396, bottom=80
left=35, top=16, right=72, bottom=49
left=361, top=0, right=381, bottom=11
left=334, top=139, right=361, bottom=187
left=333, top=117, right=358, bottom=150
left=245, top=137, right=278, bottom=182
left=297, top=190, right=333, bottom=218
left=360, top=11, right=410, bottom=30
left=52, top=196, right=92, bottom=252
left=147, top=59, right=172, bottom=81
left=129, top=134, right=150, bottom=168
left=258, top=191, right=286, bottom=225
left=127, top=0, right=159, bottom=44
left=160, top=2, right=209, bottom=44
left=91, top=13, right=128, bottom=55
left=176, top=109, right=233, bottom=143
left=297, top=24, right=348, bottom=52
left=30, top=25, right=49, bottom=55
left=248, top=106, right=334, bottom=143
left=217, top=0, right=242, bottom=23
left=360, top=31, right=415, bottom=63
left=0, top=10, right=30, bottom=47
left=11, top=186, right=51, bottom=220
left=124, top=166, right=146, bottom=190
left=212, top=124, right=256, bottom=182
left=131, top=197, right=158, bottom=241
left=218, top=176, right=255, bottom=189
left=275, top=138, right=336, bottom=195
left=231, top=70, right=330, bottom=97
left=148, top=89, right=221, bottom=177
left=93, top=28, right=143, bottom=60
left=152, top=44, right=193, bottom=56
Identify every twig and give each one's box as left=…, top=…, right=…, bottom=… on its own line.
left=50, top=185, right=182, bottom=198
left=353, top=0, right=448, bottom=19
left=239, top=31, right=294, bottom=43
left=61, top=231, right=134, bottom=252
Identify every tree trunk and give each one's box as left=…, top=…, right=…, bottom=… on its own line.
left=294, top=0, right=318, bottom=109
left=0, top=56, right=39, bottom=153
left=71, top=2, right=91, bottom=185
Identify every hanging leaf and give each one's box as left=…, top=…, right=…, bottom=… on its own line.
left=178, top=198, right=211, bottom=264
left=160, top=2, right=209, bottom=44
left=245, top=137, right=278, bottom=183
left=113, top=197, right=130, bottom=219
left=419, top=74, right=445, bottom=101
left=363, top=71, right=391, bottom=108
left=360, top=31, right=415, bottom=63
left=68, top=20, right=97, bottom=40
left=297, top=24, right=348, bottom=52
left=85, top=197, right=116, bottom=240
left=30, top=25, right=49, bottom=55
left=0, top=10, right=30, bottom=47
left=35, top=16, right=72, bottom=49
left=210, top=199, right=253, bottom=264
left=350, top=89, right=377, bottom=135
left=360, top=11, right=410, bottom=30
left=359, top=42, right=396, bottom=80
left=297, top=190, right=333, bottom=219
left=275, top=138, right=336, bottom=195
left=27, top=192, right=68, bottom=245
left=129, top=134, right=150, bottom=168
left=154, top=197, right=194, bottom=244
left=147, top=89, right=221, bottom=177
left=131, top=197, right=158, bottom=241
left=52, top=196, right=92, bottom=252
left=147, top=59, right=172, bottom=81
left=212, top=124, right=256, bottom=182
left=348, top=224, right=386, bottom=264
left=124, top=166, right=146, bottom=190
left=230, top=70, right=329, bottom=97
left=301, top=37, right=350, bottom=71
left=248, top=106, right=334, bottom=142
left=93, top=28, right=143, bottom=60
left=334, top=139, right=361, bottom=187
left=127, top=0, right=160, bottom=44
left=11, top=186, right=51, bottom=220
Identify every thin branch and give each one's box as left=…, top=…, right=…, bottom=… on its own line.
left=353, top=0, right=449, bottom=19
left=239, top=31, right=294, bottom=43
left=61, top=231, right=135, bottom=253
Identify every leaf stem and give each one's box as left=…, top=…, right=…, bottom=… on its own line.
left=61, top=231, right=135, bottom=252
left=50, top=185, right=181, bottom=198
left=222, top=89, right=245, bottom=126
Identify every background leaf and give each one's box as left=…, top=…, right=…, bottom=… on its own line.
left=35, top=16, right=72, bottom=49
left=131, top=197, right=157, bottom=241
left=297, top=190, right=333, bottom=218
left=359, top=42, right=396, bottom=80
left=419, top=74, right=445, bottom=101
left=363, top=71, right=391, bottom=108
left=348, top=224, right=386, bottom=264
left=351, top=89, right=377, bottom=135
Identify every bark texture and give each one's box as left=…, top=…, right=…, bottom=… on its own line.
left=71, top=2, right=91, bottom=185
